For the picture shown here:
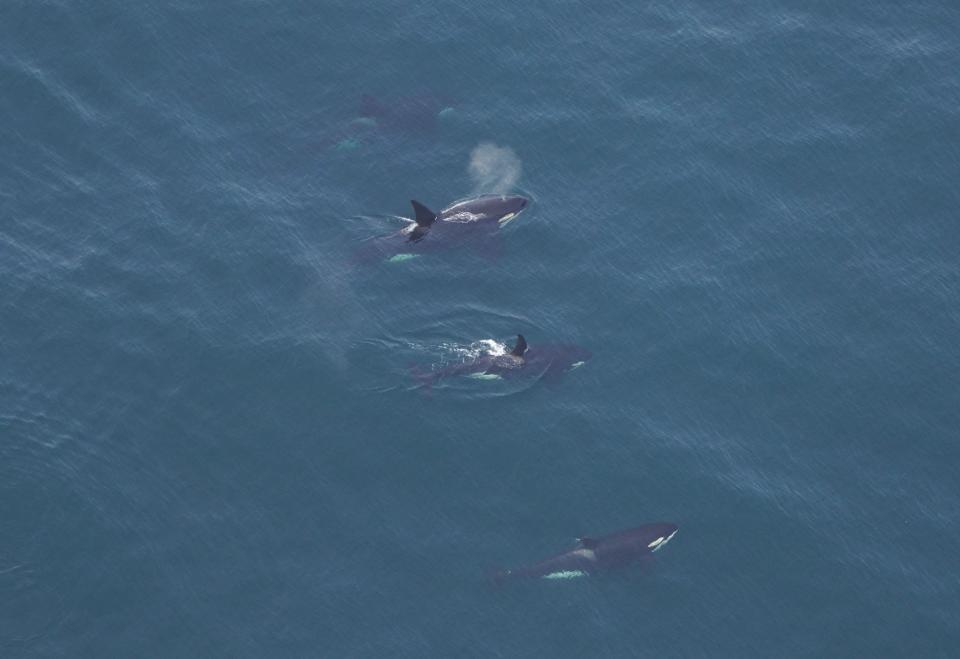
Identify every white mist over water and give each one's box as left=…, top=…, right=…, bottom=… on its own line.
left=468, top=143, right=521, bottom=195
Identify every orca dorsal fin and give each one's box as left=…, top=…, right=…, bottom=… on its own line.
left=510, top=334, right=528, bottom=357
left=577, top=537, right=598, bottom=550
left=410, top=200, right=437, bottom=227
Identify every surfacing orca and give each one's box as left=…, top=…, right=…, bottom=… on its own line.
left=413, top=334, right=591, bottom=388
left=362, top=195, right=529, bottom=263
left=494, top=522, right=679, bottom=584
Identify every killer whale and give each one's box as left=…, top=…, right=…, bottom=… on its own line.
left=361, top=195, right=529, bottom=263
left=494, top=522, right=679, bottom=584
left=413, top=335, right=591, bottom=388
left=326, top=93, right=456, bottom=151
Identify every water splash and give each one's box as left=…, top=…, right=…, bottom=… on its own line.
left=468, top=143, right=521, bottom=195
left=473, top=339, right=507, bottom=357
left=433, top=338, right=507, bottom=368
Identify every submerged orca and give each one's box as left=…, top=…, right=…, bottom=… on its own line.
left=326, top=93, right=456, bottom=151
left=358, top=93, right=455, bottom=135
left=413, top=334, right=591, bottom=388
left=363, top=195, right=529, bottom=263
left=494, top=522, right=679, bottom=584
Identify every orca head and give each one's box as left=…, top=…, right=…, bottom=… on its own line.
left=496, top=196, right=529, bottom=226
left=546, top=344, right=592, bottom=371
left=504, top=195, right=528, bottom=212
left=564, top=345, right=592, bottom=370
left=519, top=343, right=591, bottom=375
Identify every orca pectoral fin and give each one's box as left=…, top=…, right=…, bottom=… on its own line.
left=540, top=364, right=568, bottom=386
left=475, top=234, right=504, bottom=261
left=635, top=555, right=656, bottom=574
left=409, top=364, right=437, bottom=392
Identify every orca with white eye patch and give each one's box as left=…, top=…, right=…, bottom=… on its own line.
left=360, top=195, right=529, bottom=263
left=412, top=334, right=591, bottom=389
left=492, top=522, right=678, bottom=585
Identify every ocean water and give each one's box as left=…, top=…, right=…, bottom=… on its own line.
left=2, top=1, right=959, bottom=656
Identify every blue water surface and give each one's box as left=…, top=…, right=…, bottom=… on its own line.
left=2, top=1, right=959, bottom=656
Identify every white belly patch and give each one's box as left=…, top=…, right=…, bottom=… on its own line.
left=542, top=570, right=587, bottom=580
left=467, top=373, right=502, bottom=380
